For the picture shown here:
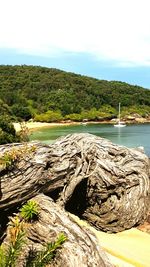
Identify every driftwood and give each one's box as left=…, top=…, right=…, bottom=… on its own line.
left=3, top=194, right=112, bottom=267
left=0, top=133, right=150, bottom=233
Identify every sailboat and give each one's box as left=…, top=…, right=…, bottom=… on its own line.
left=114, top=103, right=126, bottom=127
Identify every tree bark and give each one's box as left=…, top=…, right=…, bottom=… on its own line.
left=0, top=133, right=150, bottom=232
left=3, top=194, right=112, bottom=267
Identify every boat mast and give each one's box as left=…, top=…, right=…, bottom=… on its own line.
left=118, top=103, right=121, bottom=123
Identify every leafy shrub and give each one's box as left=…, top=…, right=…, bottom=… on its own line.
left=11, top=104, right=32, bottom=121
left=0, top=145, right=36, bottom=171
left=65, top=113, right=82, bottom=121
left=0, top=115, right=20, bottom=144
left=34, top=110, right=63, bottom=122
left=0, top=213, right=67, bottom=267
left=0, top=216, right=26, bottom=267
left=0, top=99, right=12, bottom=116
left=121, top=105, right=150, bottom=118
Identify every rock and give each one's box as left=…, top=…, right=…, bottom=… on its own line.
left=0, top=133, right=150, bottom=233
left=3, top=194, right=112, bottom=267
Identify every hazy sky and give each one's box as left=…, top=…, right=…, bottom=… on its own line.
left=0, top=0, right=150, bottom=88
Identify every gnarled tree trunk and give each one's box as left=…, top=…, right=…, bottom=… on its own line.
left=0, top=133, right=150, bottom=233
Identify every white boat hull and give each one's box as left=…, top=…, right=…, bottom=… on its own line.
left=114, top=124, right=126, bottom=127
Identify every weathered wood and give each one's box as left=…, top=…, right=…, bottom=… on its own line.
left=0, top=133, right=150, bottom=232
left=3, top=194, right=112, bottom=267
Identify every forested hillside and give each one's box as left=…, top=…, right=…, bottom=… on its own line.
left=0, top=65, right=150, bottom=122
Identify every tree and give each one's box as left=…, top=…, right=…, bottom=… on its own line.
left=11, top=105, right=32, bottom=121
left=0, top=99, right=12, bottom=116
left=0, top=115, right=20, bottom=144
left=0, top=65, right=150, bottom=120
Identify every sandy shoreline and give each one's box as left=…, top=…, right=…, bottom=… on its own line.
left=13, top=121, right=81, bottom=132
left=13, top=119, right=150, bottom=132
left=72, top=214, right=150, bottom=267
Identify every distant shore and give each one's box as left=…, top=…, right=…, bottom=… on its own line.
left=13, top=120, right=118, bottom=132
left=13, top=121, right=81, bottom=132
left=13, top=119, right=150, bottom=133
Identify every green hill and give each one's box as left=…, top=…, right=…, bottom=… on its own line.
left=0, top=65, right=150, bottom=122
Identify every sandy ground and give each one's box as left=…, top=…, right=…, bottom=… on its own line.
left=71, top=214, right=150, bottom=267
left=13, top=121, right=80, bottom=132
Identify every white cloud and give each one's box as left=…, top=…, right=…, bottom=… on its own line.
left=0, top=0, right=150, bottom=66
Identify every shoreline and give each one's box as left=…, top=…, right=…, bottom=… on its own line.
left=13, top=120, right=150, bottom=132
left=13, top=121, right=81, bottom=132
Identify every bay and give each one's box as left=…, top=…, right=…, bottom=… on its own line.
left=29, top=123, right=150, bottom=156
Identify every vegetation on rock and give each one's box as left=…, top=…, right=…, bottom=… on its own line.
left=0, top=201, right=67, bottom=267
left=0, top=144, right=36, bottom=171
left=20, top=200, right=39, bottom=221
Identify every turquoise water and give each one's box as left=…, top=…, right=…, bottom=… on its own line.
left=29, top=123, right=150, bottom=156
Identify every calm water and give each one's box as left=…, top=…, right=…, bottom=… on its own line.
left=29, top=123, right=150, bottom=156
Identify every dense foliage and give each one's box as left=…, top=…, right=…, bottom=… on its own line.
left=0, top=115, right=20, bottom=144
left=0, top=65, right=150, bottom=122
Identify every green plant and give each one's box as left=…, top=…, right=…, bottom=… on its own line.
left=34, top=110, right=63, bottom=122
left=0, top=246, right=6, bottom=267
left=26, top=233, right=67, bottom=267
left=0, top=153, right=13, bottom=169
left=0, top=115, right=20, bottom=145
left=20, top=200, right=39, bottom=221
left=0, top=216, right=26, bottom=267
left=0, top=145, right=36, bottom=171
left=11, top=104, right=32, bottom=121
left=0, top=214, right=67, bottom=267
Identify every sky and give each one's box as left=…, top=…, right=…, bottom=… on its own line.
left=0, top=0, right=150, bottom=88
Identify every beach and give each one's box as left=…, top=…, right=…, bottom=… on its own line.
left=13, top=118, right=150, bottom=133
left=72, top=214, right=150, bottom=267
left=13, top=121, right=80, bottom=132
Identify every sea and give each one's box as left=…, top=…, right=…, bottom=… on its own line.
left=29, top=123, right=150, bottom=157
